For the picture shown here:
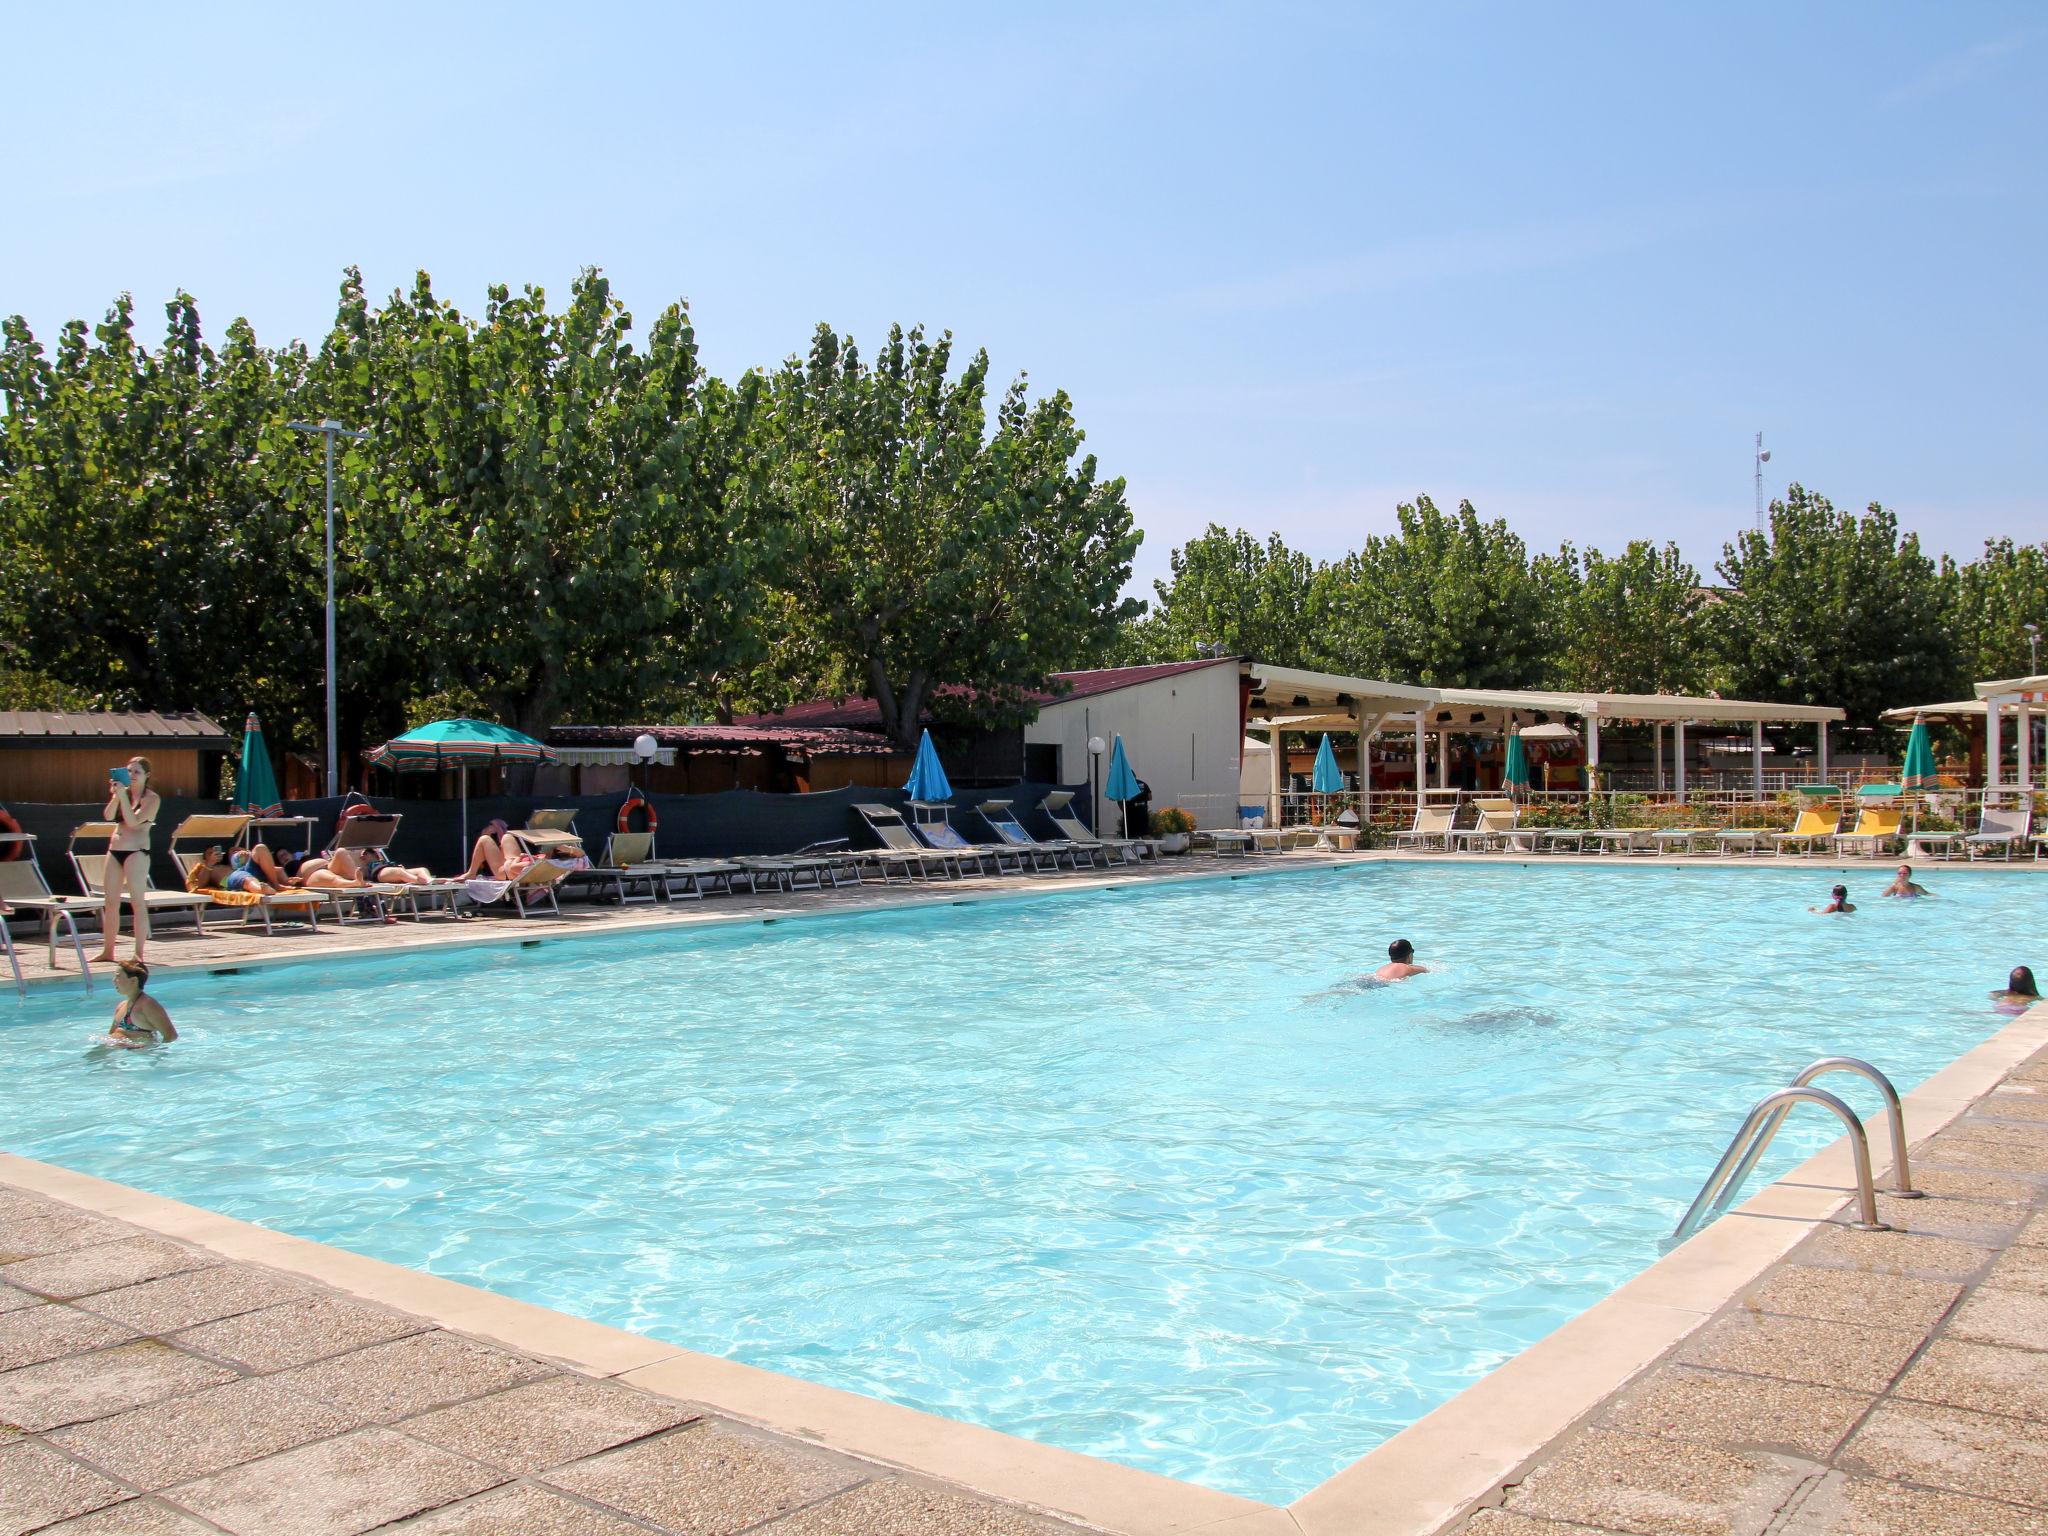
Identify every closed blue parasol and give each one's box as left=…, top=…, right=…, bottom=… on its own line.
left=1312, top=733, right=1344, bottom=793
left=1104, top=734, right=1141, bottom=837
left=235, top=712, right=282, bottom=815
left=904, top=729, right=953, bottom=802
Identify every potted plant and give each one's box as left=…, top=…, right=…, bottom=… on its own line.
left=1151, top=807, right=1195, bottom=853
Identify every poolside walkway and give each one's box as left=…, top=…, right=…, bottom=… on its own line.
left=1451, top=1040, right=2048, bottom=1536
left=0, top=1179, right=1094, bottom=1535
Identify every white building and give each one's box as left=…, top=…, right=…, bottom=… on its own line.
left=1026, top=660, right=1247, bottom=827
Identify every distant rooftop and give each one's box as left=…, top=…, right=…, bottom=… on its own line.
left=0, top=710, right=230, bottom=749
left=734, top=658, right=1240, bottom=733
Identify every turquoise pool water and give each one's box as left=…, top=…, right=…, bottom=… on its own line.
left=2, top=863, right=2036, bottom=1501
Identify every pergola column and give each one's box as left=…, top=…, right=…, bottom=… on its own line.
left=1987, top=698, right=2005, bottom=792
left=1675, top=720, right=1688, bottom=797
left=2022, top=702, right=2033, bottom=793
left=1584, top=711, right=1600, bottom=792
left=1267, top=724, right=1286, bottom=823
left=1654, top=723, right=1665, bottom=792
left=1751, top=720, right=1765, bottom=799
left=1350, top=704, right=1378, bottom=825
left=1438, top=725, right=1451, bottom=789
left=1818, top=720, right=1830, bottom=783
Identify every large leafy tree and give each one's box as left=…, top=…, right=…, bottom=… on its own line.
left=1318, top=496, right=1568, bottom=687
left=1944, top=538, right=2048, bottom=685
left=0, top=294, right=313, bottom=739
left=1137, top=525, right=1325, bottom=667
left=1552, top=540, right=1707, bottom=694
left=1712, top=485, right=1959, bottom=727
left=759, top=324, right=1141, bottom=749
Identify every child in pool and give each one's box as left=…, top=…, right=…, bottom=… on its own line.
left=103, top=960, right=176, bottom=1047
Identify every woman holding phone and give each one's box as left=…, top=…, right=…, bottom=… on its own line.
left=98, top=755, right=160, bottom=963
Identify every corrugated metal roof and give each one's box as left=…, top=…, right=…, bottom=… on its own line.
left=736, top=660, right=1241, bottom=732
left=0, top=710, right=231, bottom=747
left=548, top=723, right=902, bottom=757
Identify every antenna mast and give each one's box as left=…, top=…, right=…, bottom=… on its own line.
left=1753, top=431, right=1772, bottom=533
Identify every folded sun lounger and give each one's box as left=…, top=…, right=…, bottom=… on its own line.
left=908, top=804, right=1023, bottom=876
left=1038, top=791, right=1143, bottom=867
left=854, top=804, right=971, bottom=881
left=977, top=800, right=1080, bottom=871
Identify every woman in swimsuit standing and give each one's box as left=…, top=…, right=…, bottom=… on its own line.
left=99, top=756, right=160, bottom=964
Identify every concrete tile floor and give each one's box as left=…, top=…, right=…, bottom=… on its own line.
left=1456, top=1044, right=2048, bottom=1536
left=0, top=1188, right=1094, bottom=1536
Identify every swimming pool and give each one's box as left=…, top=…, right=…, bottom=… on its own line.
left=2, top=863, right=2036, bottom=1502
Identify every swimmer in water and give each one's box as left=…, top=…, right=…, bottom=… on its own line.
left=1881, top=864, right=1933, bottom=900
left=1990, top=965, right=2040, bottom=1011
left=1375, top=938, right=1427, bottom=981
left=1810, top=884, right=1855, bottom=915
left=103, top=960, right=176, bottom=1047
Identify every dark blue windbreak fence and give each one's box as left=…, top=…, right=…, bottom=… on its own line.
left=2, top=783, right=1094, bottom=898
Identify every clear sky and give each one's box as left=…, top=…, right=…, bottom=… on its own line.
left=9, top=3, right=2042, bottom=594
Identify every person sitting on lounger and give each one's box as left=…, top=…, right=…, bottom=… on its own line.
left=325, top=846, right=435, bottom=886
left=1810, top=884, right=1855, bottom=914
left=1991, top=965, right=2041, bottom=1010
left=103, top=960, right=175, bottom=1047
left=458, top=822, right=582, bottom=882
left=1881, top=864, right=1933, bottom=900
left=1375, top=939, right=1427, bottom=981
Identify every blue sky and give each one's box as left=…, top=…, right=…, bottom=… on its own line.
left=9, top=3, right=2043, bottom=594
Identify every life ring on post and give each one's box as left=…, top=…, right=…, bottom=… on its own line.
left=0, top=807, right=25, bottom=860
left=618, top=790, right=658, bottom=835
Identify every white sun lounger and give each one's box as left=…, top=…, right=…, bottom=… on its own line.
left=68, top=823, right=211, bottom=932
left=1390, top=805, right=1455, bottom=852
left=978, top=800, right=1081, bottom=870
left=1037, top=791, right=1143, bottom=867
left=0, top=849, right=98, bottom=990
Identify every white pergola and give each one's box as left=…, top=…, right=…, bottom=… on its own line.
left=1973, top=675, right=2048, bottom=793
left=1241, top=663, right=1438, bottom=822
left=1434, top=688, right=1845, bottom=797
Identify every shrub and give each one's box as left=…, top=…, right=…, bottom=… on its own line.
left=1151, top=807, right=1196, bottom=835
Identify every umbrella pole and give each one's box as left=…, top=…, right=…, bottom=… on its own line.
left=460, top=770, right=468, bottom=872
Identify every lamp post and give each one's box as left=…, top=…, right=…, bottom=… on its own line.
left=287, top=417, right=369, bottom=797
left=1087, top=735, right=1106, bottom=832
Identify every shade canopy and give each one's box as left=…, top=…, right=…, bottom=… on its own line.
left=235, top=711, right=282, bottom=814
left=366, top=718, right=554, bottom=771
left=1104, top=735, right=1141, bottom=802
left=903, top=728, right=953, bottom=802
left=1503, top=729, right=1531, bottom=791
left=1311, top=733, right=1344, bottom=794
left=1900, top=719, right=1939, bottom=793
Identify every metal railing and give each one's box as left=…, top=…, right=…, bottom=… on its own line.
left=1673, top=1056, right=1915, bottom=1243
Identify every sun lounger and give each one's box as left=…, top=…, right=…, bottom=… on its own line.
left=909, top=804, right=1024, bottom=876
left=978, top=800, right=1081, bottom=870
left=1190, top=829, right=1254, bottom=856
left=168, top=814, right=342, bottom=934
left=1585, top=827, right=1655, bottom=855
left=854, top=805, right=972, bottom=880
left=466, top=858, right=573, bottom=918
left=1772, top=806, right=1840, bottom=856
left=1390, top=805, right=1455, bottom=852
left=1037, top=791, right=1143, bottom=867
left=1965, top=803, right=2032, bottom=861
left=0, top=850, right=98, bottom=987
left=735, top=854, right=842, bottom=892
left=326, top=811, right=472, bottom=919
left=1535, top=827, right=1588, bottom=852
left=1833, top=804, right=1904, bottom=858
left=1448, top=798, right=1537, bottom=853
left=68, top=823, right=211, bottom=932
left=1714, top=828, right=1771, bottom=856
left=1649, top=827, right=1714, bottom=856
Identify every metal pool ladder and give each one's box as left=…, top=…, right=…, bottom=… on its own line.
left=1672, top=1056, right=1922, bottom=1243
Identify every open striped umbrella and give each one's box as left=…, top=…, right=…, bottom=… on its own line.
left=365, top=718, right=554, bottom=862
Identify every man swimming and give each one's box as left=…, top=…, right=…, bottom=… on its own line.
left=1881, top=864, right=1933, bottom=899
left=1375, top=939, right=1427, bottom=981
left=1810, top=884, right=1855, bottom=915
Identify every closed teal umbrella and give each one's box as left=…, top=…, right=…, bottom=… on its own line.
left=1503, top=726, right=1531, bottom=798
left=903, top=729, right=953, bottom=802
left=235, top=712, right=282, bottom=815
left=366, top=718, right=554, bottom=863
left=1104, top=735, right=1141, bottom=837
left=1311, top=734, right=1343, bottom=793
left=1900, top=718, right=1938, bottom=793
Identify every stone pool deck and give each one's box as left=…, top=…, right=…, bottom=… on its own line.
left=1449, top=1040, right=2048, bottom=1536
left=0, top=1179, right=1094, bottom=1535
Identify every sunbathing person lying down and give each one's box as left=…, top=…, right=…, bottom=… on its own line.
left=458, top=820, right=583, bottom=881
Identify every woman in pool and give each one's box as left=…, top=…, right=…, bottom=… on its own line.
left=1810, top=884, right=1855, bottom=915
left=104, top=960, right=175, bottom=1047
left=98, top=755, right=160, bottom=964
left=1991, top=966, right=2040, bottom=1010
left=1882, top=865, right=1934, bottom=899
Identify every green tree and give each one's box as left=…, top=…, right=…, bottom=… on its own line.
left=1712, top=485, right=1958, bottom=727
left=1945, top=538, right=2048, bottom=685
left=1553, top=540, right=1707, bottom=694
left=1137, top=525, right=1325, bottom=666
left=1319, top=496, right=1565, bottom=686
left=760, top=324, right=1141, bottom=749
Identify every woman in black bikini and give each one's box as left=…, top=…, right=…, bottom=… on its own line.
left=98, top=756, right=161, bottom=964
left=105, top=960, right=176, bottom=1047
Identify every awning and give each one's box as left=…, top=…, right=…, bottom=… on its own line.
left=547, top=746, right=679, bottom=767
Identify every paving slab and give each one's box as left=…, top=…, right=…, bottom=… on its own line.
left=400, top=1371, right=697, bottom=1473
left=1907, top=1166, right=2045, bottom=1203
left=0, top=1285, right=43, bottom=1315
left=1917, top=1133, right=2048, bottom=1175
left=1498, top=1427, right=1805, bottom=1536
left=1872, top=1192, right=2025, bottom=1243
left=2, top=1237, right=213, bottom=1301
left=79, top=1264, right=312, bottom=1334
left=1778, top=1471, right=2048, bottom=1535
left=171, top=1295, right=425, bottom=1372
left=1978, top=1091, right=2048, bottom=1123
left=0, top=1305, right=136, bottom=1372
left=545, top=1422, right=864, bottom=1535
left=0, top=1340, right=234, bottom=1432
left=167, top=1426, right=503, bottom=1536
left=1946, top=1285, right=2048, bottom=1351
left=1597, top=1364, right=1871, bottom=1460
left=2022, top=1206, right=2048, bottom=1246
left=0, top=1439, right=127, bottom=1535
left=1895, top=1338, right=2048, bottom=1420
left=37, top=1500, right=227, bottom=1534
left=1937, top=1118, right=2048, bottom=1150
left=1460, top=1516, right=1634, bottom=1536
left=1741, top=1263, right=1961, bottom=1331
left=1675, top=1311, right=1922, bottom=1394
left=0, top=1210, right=127, bottom=1264
left=50, top=1374, right=360, bottom=1489
left=380, top=1482, right=653, bottom=1534
left=1841, top=1399, right=2048, bottom=1509
left=273, top=1331, right=552, bottom=1422
left=1981, top=1243, right=2048, bottom=1296
left=1794, top=1223, right=1995, bottom=1282
left=755, top=1476, right=1079, bottom=1534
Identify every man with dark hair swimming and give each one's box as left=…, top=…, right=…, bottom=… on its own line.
left=1375, top=939, right=1427, bottom=981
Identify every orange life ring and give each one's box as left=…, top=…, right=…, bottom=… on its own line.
left=0, top=807, right=24, bottom=861
left=617, top=790, right=658, bottom=834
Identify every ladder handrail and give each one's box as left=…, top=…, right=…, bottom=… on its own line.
left=1717, top=1057, right=1920, bottom=1211
left=1673, top=1084, right=1890, bottom=1242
